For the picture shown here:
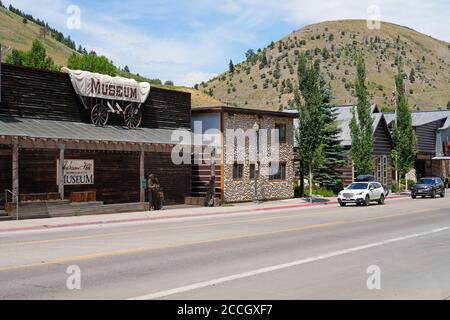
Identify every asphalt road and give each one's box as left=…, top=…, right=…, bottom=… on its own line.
left=0, top=192, right=449, bottom=300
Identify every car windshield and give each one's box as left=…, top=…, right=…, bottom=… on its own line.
left=347, top=183, right=368, bottom=190
left=418, top=179, right=435, bottom=185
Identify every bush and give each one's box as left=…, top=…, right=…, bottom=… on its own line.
left=392, top=179, right=415, bottom=192
left=400, top=179, right=415, bottom=189
left=304, top=187, right=335, bottom=198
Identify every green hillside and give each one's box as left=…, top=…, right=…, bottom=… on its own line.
left=0, top=6, right=75, bottom=66
left=200, top=20, right=450, bottom=111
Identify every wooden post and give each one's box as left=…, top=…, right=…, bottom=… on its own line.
left=140, top=150, right=145, bottom=202
left=12, top=140, right=19, bottom=203
left=210, top=148, right=216, bottom=178
left=58, top=145, right=65, bottom=200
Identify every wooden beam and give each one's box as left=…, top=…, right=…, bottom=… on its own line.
left=12, top=140, right=19, bottom=202
left=58, top=144, right=65, bottom=200
left=140, top=149, right=145, bottom=202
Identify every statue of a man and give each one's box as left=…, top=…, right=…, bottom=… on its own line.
left=147, top=174, right=162, bottom=211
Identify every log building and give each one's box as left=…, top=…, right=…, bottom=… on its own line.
left=0, top=64, right=192, bottom=217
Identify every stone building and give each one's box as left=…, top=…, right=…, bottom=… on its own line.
left=192, top=106, right=296, bottom=203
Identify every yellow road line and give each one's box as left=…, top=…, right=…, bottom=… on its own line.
left=0, top=204, right=444, bottom=248
left=0, top=213, right=316, bottom=247
left=0, top=207, right=444, bottom=272
left=0, top=221, right=344, bottom=272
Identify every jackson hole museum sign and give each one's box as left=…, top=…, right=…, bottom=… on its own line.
left=57, top=159, right=94, bottom=185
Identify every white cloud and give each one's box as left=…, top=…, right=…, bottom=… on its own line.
left=5, top=0, right=449, bottom=88
left=175, top=71, right=218, bottom=87
left=279, top=0, right=450, bottom=41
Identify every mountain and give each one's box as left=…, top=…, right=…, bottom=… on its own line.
left=199, top=20, right=450, bottom=111
left=0, top=5, right=220, bottom=107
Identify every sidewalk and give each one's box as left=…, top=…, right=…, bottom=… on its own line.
left=0, top=194, right=408, bottom=233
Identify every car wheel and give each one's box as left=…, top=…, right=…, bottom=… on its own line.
left=411, top=194, right=416, bottom=199
left=364, top=195, right=370, bottom=206
left=421, top=195, right=426, bottom=198
left=339, top=202, right=346, bottom=207
left=378, top=194, right=385, bottom=205
left=441, top=191, right=445, bottom=198
left=431, top=190, right=436, bottom=199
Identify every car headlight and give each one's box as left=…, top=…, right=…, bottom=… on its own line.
left=356, top=192, right=364, bottom=195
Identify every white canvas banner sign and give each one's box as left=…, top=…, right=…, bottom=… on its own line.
left=57, top=159, right=94, bottom=185
left=62, top=67, right=151, bottom=103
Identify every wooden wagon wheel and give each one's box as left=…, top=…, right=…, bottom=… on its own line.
left=91, top=104, right=109, bottom=127
left=124, top=104, right=142, bottom=129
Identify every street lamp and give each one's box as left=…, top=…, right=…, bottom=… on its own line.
left=253, top=122, right=260, bottom=203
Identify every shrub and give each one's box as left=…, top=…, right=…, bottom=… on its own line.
left=304, top=187, right=335, bottom=197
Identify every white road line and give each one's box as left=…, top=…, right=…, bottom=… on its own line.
left=128, top=226, right=450, bottom=300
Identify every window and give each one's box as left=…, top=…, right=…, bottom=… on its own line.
left=375, top=156, right=388, bottom=186
left=269, top=162, right=286, bottom=180
left=275, top=124, right=287, bottom=143
left=233, top=163, right=243, bottom=180
left=250, top=163, right=259, bottom=179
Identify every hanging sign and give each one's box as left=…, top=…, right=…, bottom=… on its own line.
left=57, top=159, right=94, bottom=185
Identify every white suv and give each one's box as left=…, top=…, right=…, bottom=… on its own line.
left=338, top=182, right=386, bottom=207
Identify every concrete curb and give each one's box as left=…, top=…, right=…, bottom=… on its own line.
left=0, top=195, right=408, bottom=234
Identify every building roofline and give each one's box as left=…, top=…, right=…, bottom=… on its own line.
left=0, top=62, right=191, bottom=98
left=191, top=106, right=298, bottom=118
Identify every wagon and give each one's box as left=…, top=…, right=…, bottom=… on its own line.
left=63, top=68, right=151, bottom=129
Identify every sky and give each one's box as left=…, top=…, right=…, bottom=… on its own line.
left=4, top=0, right=450, bottom=87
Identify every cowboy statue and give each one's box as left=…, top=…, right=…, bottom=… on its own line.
left=147, top=174, right=162, bottom=211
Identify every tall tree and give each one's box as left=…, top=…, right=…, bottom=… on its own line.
left=349, top=56, right=375, bottom=176
left=313, top=63, right=346, bottom=192
left=228, top=60, right=235, bottom=73
left=6, top=39, right=58, bottom=71
left=296, top=54, right=325, bottom=202
left=391, top=74, right=416, bottom=190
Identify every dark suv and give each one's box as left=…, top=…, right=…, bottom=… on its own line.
left=411, top=177, right=445, bottom=199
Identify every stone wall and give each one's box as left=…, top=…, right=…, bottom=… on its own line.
left=223, top=113, right=295, bottom=202
left=432, top=159, right=450, bottom=180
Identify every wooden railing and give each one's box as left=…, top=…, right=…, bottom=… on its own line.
left=4, top=189, right=19, bottom=220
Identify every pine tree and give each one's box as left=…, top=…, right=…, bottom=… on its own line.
left=297, top=54, right=325, bottom=202
left=391, top=74, right=416, bottom=190
left=229, top=60, right=235, bottom=73
left=349, top=56, right=375, bottom=176
left=5, top=49, right=25, bottom=66
left=409, top=68, right=415, bottom=83
left=313, top=64, right=346, bottom=192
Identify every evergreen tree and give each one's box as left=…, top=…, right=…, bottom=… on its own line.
left=123, top=65, right=130, bottom=73
left=391, top=74, right=416, bottom=190
left=296, top=54, right=325, bottom=202
left=349, top=56, right=375, bottom=175
left=273, top=60, right=281, bottom=79
left=313, top=64, right=346, bottom=192
left=5, top=49, right=25, bottom=66
left=229, top=60, right=235, bottom=73
left=409, top=68, right=415, bottom=83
